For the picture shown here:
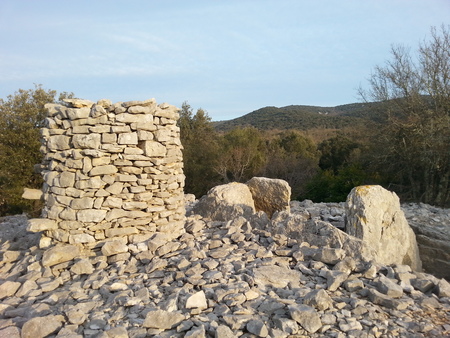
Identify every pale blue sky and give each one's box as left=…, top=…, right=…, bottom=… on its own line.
left=0, top=1, right=449, bottom=120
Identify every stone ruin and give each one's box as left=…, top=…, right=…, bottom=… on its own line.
left=27, top=98, right=185, bottom=264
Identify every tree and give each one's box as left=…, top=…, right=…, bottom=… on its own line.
left=0, top=85, right=74, bottom=215
left=177, top=102, right=220, bottom=197
left=214, top=127, right=266, bottom=183
left=359, top=25, right=450, bottom=206
left=262, top=130, right=320, bottom=198
left=318, top=135, right=360, bottom=174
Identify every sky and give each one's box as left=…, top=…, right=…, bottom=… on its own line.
left=0, top=1, right=449, bottom=121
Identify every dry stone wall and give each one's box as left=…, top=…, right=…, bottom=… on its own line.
left=29, top=98, right=185, bottom=251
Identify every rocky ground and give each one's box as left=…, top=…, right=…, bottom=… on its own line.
left=0, top=201, right=449, bottom=338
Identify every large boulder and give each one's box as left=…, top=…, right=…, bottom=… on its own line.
left=403, top=203, right=450, bottom=280
left=246, top=177, right=291, bottom=218
left=345, top=185, right=422, bottom=271
left=192, top=182, right=256, bottom=221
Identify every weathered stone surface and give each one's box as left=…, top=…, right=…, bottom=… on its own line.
left=346, top=185, right=422, bottom=271
left=288, top=304, right=322, bottom=333
left=0, top=326, right=20, bottom=338
left=64, top=98, right=94, bottom=108
left=143, top=310, right=185, bottom=329
left=192, top=182, right=255, bottom=221
left=253, top=265, right=301, bottom=288
left=27, top=218, right=57, bottom=232
left=215, top=325, right=235, bottom=338
left=403, top=202, right=450, bottom=280
left=70, top=258, right=94, bottom=275
left=101, top=239, right=128, bottom=256
left=72, top=133, right=101, bottom=149
left=303, top=289, right=333, bottom=310
left=21, top=315, right=64, bottom=338
left=89, top=164, right=118, bottom=176
left=47, top=135, right=71, bottom=151
left=139, top=140, right=166, bottom=157
left=245, top=177, right=291, bottom=218
left=436, top=278, right=450, bottom=297
left=185, top=291, right=208, bottom=310
left=0, top=281, right=21, bottom=299
left=77, top=209, right=107, bottom=222
left=377, top=275, right=403, bottom=298
left=41, top=244, right=80, bottom=267
left=22, top=188, right=43, bottom=200
left=246, top=319, right=269, bottom=337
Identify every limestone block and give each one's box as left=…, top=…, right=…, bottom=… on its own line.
left=117, top=174, right=138, bottom=182
left=102, top=196, right=122, bottom=208
left=116, top=113, right=153, bottom=124
left=101, top=239, right=128, bottom=256
left=55, top=172, right=75, bottom=188
left=185, top=291, right=208, bottom=310
left=253, top=265, right=302, bottom=289
left=122, top=98, right=156, bottom=108
left=91, top=156, right=111, bottom=166
left=70, top=197, right=94, bottom=209
left=89, top=164, right=118, bottom=176
left=105, top=182, right=124, bottom=195
left=140, top=140, right=167, bottom=157
left=21, top=315, right=65, bottom=338
left=118, top=132, right=138, bottom=145
left=45, top=102, right=65, bottom=117
left=65, top=158, right=83, bottom=169
left=0, top=281, right=21, bottom=299
left=128, top=105, right=153, bottom=114
left=63, top=98, right=94, bottom=108
left=22, top=188, right=43, bottom=200
left=97, top=98, right=112, bottom=107
left=27, top=218, right=57, bottom=232
left=67, top=107, right=90, bottom=120
left=246, top=177, right=291, bottom=218
left=105, top=209, right=129, bottom=221
left=90, top=104, right=107, bottom=118
left=72, top=133, right=101, bottom=149
left=42, top=244, right=80, bottom=267
left=143, top=309, right=185, bottom=329
left=47, top=135, right=71, bottom=151
left=70, top=258, right=94, bottom=275
left=346, top=185, right=422, bottom=271
left=288, top=304, right=322, bottom=334
left=123, top=201, right=148, bottom=210
left=111, top=125, right=131, bottom=133
left=59, top=207, right=77, bottom=221
left=47, top=229, right=69, bottom=243
left=77, top=209, right=107, bottom=222
left=82, top=149, right=107, bottom=158
left=134, top=122, right=157, bottom=131
left=102, top=133, right=117, bottom=144
left=72, top=125, right=90, bottom=134
left=137, top=130, right=154, bottom=141
left=0, top=326, right=20, bottom=338
left=75, top=177, right=105, bottom=189
left=192, top=182, right=255, bottom=222
left=105, top=227, right=139, bottom=238
left=154, top=129, right=172, bottom=142
left=69, top=233, right=96, bottom=244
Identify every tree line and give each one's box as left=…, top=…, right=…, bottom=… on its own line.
left=0, top=26, right=448, bottom=216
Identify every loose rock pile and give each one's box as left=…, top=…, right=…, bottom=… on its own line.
left=0, top=198, right=449, bottom=337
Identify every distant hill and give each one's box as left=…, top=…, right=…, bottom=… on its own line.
left=214, top=102, right=384, bottom=132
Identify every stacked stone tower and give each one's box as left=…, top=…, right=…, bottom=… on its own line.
left=28, top=98, right=185, bottom=261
